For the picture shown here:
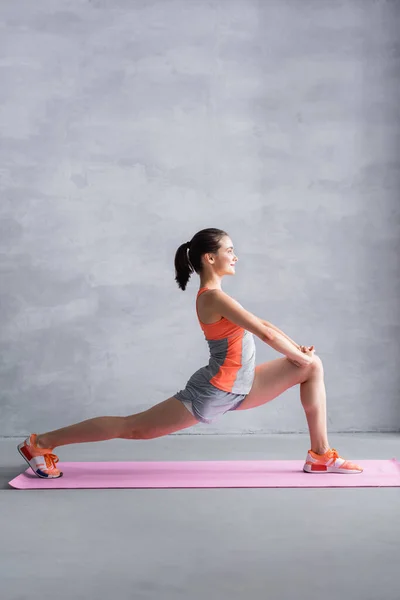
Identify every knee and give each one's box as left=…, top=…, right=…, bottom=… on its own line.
left=121, top=416, right=154, bottom=440
left=310, top=354, right=324, bottom=377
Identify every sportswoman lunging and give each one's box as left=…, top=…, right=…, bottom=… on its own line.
left=18, top=228, right=362, bottom=478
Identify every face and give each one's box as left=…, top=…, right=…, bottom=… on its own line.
left=216, top=237, right=238, bottom=274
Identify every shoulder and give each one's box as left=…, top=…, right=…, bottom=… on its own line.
left=210, top=290, right=245, bottom=315
left=201, top=289, right=241, bottom=309
left=206, top=291, right=274, bottom=341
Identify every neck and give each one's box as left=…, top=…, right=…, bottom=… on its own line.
left=199, top=280, right=222, bottom=291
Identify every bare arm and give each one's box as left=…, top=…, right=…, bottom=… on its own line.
left=210, top=291, right=312, bottom=366
left=259, top=319, right=301, bottom=351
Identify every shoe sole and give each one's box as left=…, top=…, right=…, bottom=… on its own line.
left=303, top=464, right=362, bottom=474
left=17, top=442, right=63, bottom=479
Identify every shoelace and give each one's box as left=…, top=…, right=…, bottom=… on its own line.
left=328, top=448, right=359, bottom=469
left=327, top=448, right=339, bottom=462
left=43, top=453, right=60, bottom=470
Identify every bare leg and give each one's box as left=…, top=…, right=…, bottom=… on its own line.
left=300, top=370, right=330, bottom=455
left=36, top=397, right=199, bottom=450
left=235, top=356, right=330, bottom=455
left=36, top=416, right=127, bottom=449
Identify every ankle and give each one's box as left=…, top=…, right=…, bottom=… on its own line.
left=311, top=445, right=330, bottom=456
left=35, top=435, right=51, bottom=450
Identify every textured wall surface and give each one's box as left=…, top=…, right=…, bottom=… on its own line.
left=1, top=0, right=399, bottom=436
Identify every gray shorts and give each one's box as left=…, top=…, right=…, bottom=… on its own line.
left=174, top=379, right=247, bottom=424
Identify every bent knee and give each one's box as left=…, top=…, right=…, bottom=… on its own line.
left=310, top=354, right=324, bottom=376
left=291, top=354, right=324, bottom=383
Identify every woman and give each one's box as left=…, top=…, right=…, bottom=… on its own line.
left=18, top=227, right=362, bottom=478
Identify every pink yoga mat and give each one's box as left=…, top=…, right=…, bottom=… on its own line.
left=9, top=459, right=400, bottom=489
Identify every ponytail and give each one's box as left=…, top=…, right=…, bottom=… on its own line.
left=174, top=241, right=194, bottom=291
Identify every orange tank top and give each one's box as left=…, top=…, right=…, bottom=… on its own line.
left=195, top=287, right=256, bottom=393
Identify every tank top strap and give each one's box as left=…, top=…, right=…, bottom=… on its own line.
left=197, top=287, right=210, bottom=297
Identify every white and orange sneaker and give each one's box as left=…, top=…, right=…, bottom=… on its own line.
left=303, top=448, right=363, bottom=474
left=17, top=434, right=63, bottom=479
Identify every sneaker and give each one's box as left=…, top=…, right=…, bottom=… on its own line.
left=303, top=448, right=363, bottom=474
left=18, top=434, right=63, bottom=479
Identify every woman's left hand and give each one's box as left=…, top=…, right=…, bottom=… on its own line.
left=300, top=345, right=315, bottom=353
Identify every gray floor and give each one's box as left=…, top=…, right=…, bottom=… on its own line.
left=1, top=433, right=399, bottom=600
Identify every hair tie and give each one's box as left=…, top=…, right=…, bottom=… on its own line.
left=186, top=242, right=193, bottom=269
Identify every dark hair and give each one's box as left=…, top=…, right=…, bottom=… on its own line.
left=174, top=228, right=228, bottom=291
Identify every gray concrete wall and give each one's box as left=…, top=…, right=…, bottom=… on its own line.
left=1, top=0, right=399, bottom=436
